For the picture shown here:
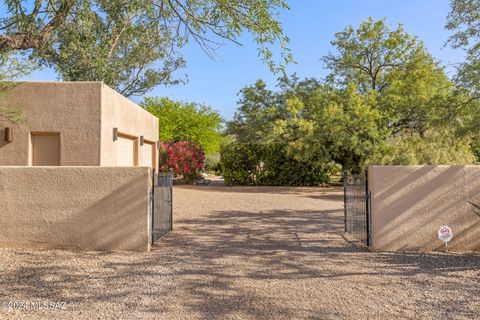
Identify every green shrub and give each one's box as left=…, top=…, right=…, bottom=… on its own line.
left=220, top=142, right=333, bottom=186
left=159, top=141, right=205, bottom=182
left=204, top=157, right=222, bottom=174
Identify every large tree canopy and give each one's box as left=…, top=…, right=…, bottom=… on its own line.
left=323, top=18, right=424, bottom=93
left=0, top=0, right=292, bottom=96
left=446, top=0, right=480, bottom=158
left=227, top=18, right=478, bottom=173
left=0, top=0, right=74, bottom=52
left=142, top=97, right=223, bottom=153
left=226, top=75, right=320, bottom=143
left=446, top=0, right=480, bottom=97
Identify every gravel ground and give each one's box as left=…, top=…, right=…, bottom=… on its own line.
left=0, top=182, right=479, bottom=319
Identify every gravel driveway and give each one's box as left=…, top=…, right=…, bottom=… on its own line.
left=1, top=183, right=479, bottom=319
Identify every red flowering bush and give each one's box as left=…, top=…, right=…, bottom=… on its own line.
left=159, top=141, right=205, bottom=181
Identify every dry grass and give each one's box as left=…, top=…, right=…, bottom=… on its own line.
left=0, top=183, right=479, bottom=319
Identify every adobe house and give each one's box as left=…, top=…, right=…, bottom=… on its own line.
left=0, top=82, right=161, bottom=251
left=0, top=81, right=158, bottom=169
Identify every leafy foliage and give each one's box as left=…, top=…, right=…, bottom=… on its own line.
left=446, top=0, right=480, bottom=96
left=0, top=53, right=31, bottom=123
left=226, top=76, right=319, bottom=143
left=446, top=0, right=480, bottom=162
left=226, top=79, right=278, bottom=142
left=370, top=130, right=476, bottom=165
left=323, top=18, right=423, bottom=93
left=226, top=18, right=478, bottom=176
left=36, top=0, right=186, bottom=97
left=159, top=141, right=205, bottom=181
left=203, top=157, right=221, bottom=174
left=142, top=97, right=223, bottom=153
left=0, top=103, right=23, bottom=123
left=220, top=142, right=334, bottom=186
left=297, top=85, right=387, bottom=173
left=1, top=0, right=293, bottom=96
left=0, top=0, right=74, bottom=53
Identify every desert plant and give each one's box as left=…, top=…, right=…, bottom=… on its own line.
left=159, top=141, right=205, bottom=181
left=220, top=142, right=334, bottom=186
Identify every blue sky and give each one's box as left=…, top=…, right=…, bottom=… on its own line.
left=24, top=0, right=463, bottom=120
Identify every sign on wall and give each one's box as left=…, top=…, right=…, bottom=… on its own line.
left=438, top=225, right=453, bottom=246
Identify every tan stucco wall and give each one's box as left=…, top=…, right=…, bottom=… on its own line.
left=0, top=82, right=159, bottom=169
left=369, top=165, right=480, bottom=252
left=100, top=84, right=159, bottom=170
left=0, top=82, right=102, bottom=166
left=0, top=167, right=151, bottom=251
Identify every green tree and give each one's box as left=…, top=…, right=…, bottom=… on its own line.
left=318, top=18, right=476, bottom=169
left=378, top=52, right=461, bottom=136
left=0, top=52, right=32, bottom=123
left=370, top=129, right=476, bottom=166
left=297, top=85, right=386, bottom=173
left=0, top=1, right=74, bottom=52
left=226, top=79, right=279, bottom=142
left=0, top=100, right=23, bottom=123
left=446, top=0, right=480, bottom=97
left=446, top=0, right=480, bottom=161
left=1, top=0, right=293, bottom=96
left=227, top=18, right=477, bottom=174
left=226, top=75, right=321, bottom=143
left=142, top=97, right=223, bottom=153
left=323, top=18, right=424, bottom=93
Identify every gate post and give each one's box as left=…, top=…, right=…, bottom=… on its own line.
left=150, top=171, right=157, bottom=245
left=365, top=169, right=371, bottom=246
left=343, top=173, right=347, bottom=232
left=168, top=170, right=173, bottom=231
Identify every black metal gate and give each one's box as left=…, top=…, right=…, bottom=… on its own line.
left=151, top=172, right=173, bottom=244
left=343, top=172, right=371, bottom=245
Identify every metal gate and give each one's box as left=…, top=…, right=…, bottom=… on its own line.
left=151, top=172, right=173, bottom=244
left=343, top=172, right=371, bottom=245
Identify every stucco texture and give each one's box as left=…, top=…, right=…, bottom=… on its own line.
left=0, top=82, right=102, bottom=166
left=0, top=167, right=152, bottom=251
left=0, top=82, right=159, bottom=169
left=100, top=84, right=159, bottom=170
left=369, top=165, right=480, bottom=252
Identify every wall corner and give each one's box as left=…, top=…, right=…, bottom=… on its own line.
left=98, top=82, right=104, bottom=166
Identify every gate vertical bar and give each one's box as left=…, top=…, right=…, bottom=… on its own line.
left=150, top=171, right=155, bottom=245
left=344, top=172, right=368, bottom=245
left=169, top=171, right=173, bottom=231
left=343, top=173, right=347, bottom=232
left=367, top=190, right=372, bottom=246
left=151, top=171, right=173, bottom=244
left=365, top=169, right=371, bottom=246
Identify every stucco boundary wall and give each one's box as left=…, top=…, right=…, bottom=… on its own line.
left=368, top=165, right=480, bottom=252
left=0, top=167, right=152, bottom=251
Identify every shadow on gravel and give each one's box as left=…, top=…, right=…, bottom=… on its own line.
left=153, top=206, right=480, bottom=318
left=1, top=199, right=479, bottom=319
left=174, top=184, right=342, bottom=195
left=305, top=193, right=345, bottom=202
left=374, top=251, right=480, bottom=274
left=170, top=208, right=480, bottom=276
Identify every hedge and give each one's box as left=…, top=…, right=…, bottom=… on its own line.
left=220, top=142, right=333, bottom=186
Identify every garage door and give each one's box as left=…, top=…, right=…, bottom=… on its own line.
left=116, top=135, right=136, bottom=166
left=141, top=142, right=155, bottom=168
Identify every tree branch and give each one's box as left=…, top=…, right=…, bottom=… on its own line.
left=0, top=0, right=74, bottom=53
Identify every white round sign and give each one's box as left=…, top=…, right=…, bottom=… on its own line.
left=438, top=225, right=453, bottom=243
